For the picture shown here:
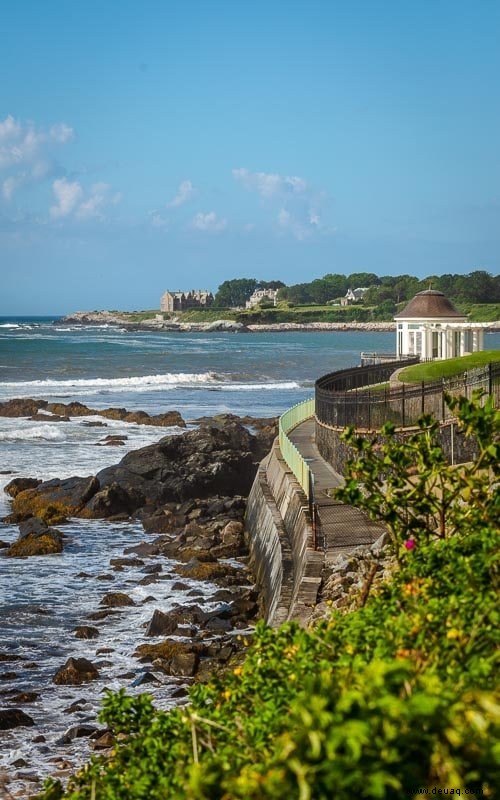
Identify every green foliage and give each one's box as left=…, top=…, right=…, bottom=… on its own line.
left=335, top=391, right=499, bottom=557
left=214, top=278, right=258, bottom=307
left=39, top=396, right=499, bottom=800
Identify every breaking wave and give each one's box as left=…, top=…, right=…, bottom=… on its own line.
left=0, top=372, right=303, bottom=397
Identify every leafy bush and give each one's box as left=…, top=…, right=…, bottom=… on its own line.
left=38, top=395, right=499, bottom=800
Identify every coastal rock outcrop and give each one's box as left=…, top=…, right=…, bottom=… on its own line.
left=0, top=398, right=186, bottom=428
left=53, top=657, right=99, bottom=685
left=0, top=709, right=35, bottom=730
left=5, top=420, right=271, bottom=522
left=7, top=517, right=64, bottom=557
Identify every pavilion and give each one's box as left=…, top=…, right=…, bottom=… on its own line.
left=394, top=289, right=487, bottom=360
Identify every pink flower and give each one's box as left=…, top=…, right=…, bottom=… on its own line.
left=404, top=539, right=416, bottom=551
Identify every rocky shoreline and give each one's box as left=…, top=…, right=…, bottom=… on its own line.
left=59, top=311, right=398, bottom=332
left=58, top=310, right=500, bottom=333
left=0, top=405, right=277, bottom=796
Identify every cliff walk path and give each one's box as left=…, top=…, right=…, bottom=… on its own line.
left=287, top=418, right=384, bottom=565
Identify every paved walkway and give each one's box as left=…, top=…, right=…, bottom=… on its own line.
left=288, top=418, right=384, bottom=561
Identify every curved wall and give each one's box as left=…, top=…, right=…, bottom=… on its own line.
left=245, top=439, right=323, bottom=627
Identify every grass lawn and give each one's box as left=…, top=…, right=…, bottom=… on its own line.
left=397, top=350, right=500, bottom=382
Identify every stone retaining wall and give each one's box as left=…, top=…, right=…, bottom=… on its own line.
left=245, top=439, right=323, bottom=626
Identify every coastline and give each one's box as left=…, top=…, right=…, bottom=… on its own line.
left=58, top=311, right=500, bottom=333
left=59, top=311, right=397, bottom=333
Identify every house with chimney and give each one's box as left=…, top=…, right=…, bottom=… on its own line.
left=160, top=290, right=214, bottom=313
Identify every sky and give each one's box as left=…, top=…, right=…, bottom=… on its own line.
left=1, top=0, right=499, bottom=314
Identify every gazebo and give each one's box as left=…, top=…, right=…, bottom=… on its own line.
left=394, top=289, right=486, bottom=360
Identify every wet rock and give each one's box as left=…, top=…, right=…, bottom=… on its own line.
left=9, top=476, right=99, bottom=523
left=7, top=519, right=63, bottom=557
left=0, top=653, right=23, bottom=662
left=96, top=573, right=115, bottom=581
left=0, top=399, right=45, bottom=417
left=30, top=412, right=70, bottom=422
left=81, top=420, right=108, bottom=427
left=32, top=733, right=46, bottom=742
left=92, top=730, right=115, bottom=749
left=62, top=699, right=88, bottom=714
left=0, top=540, right=9, bottom=549
left=131, top=671, right=161, bottom=686
left=74, top=626, right=99, bottom=639
left=140, top=562, right=163, bottom=574
left=57, top=723, right=99, bottom=744
left=10, top=692, right=39, bottom=704
left=134, top=640, right=200, bottom=676
left=53, top=657, right=99, bottom=685
left=99, top=591, right=135, bottom=607
left=4, top=477, right=43, bottom=500
left=110, top=557, right=144, bottom=568
left=0, top=708, right=35, bottom=729
left=85, top=482, right=141, bottom=517
left=0, top=672, right=17, bottom=680
left=145, top=610, right=179, bottom=637
left=96, top=435, right=127, bottom=446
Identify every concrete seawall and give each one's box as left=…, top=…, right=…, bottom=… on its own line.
left=245, top=438, right=323, bottom=626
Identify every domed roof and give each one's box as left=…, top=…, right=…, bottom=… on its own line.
left=394, top=289, right=466, bottom=320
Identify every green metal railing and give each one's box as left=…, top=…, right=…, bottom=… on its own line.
left=279, top=398, right=315, bottom=498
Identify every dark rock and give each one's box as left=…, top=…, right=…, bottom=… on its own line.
left=131, top=671, right=161, bottom=686
left=145, top=610, right=179, bottom=637
left=4, top=477, right=42, bottom=498
left=81, top=420, right=108, bottom=427
left=0, top=540, right=9, bottom=549
left=7, top=523, right=63, bottom=557
left=32, top=733, right=46, bottom=742
left=0, top=399, right=46, bottom=418
left=99, top=591, right=135, bottom=607
left=0, top=708, right=35, bottom=729
left=85, top=482, right=141, bottom=517
left=62, top=698, right=88, bottom=714
left=53, top=657, right=99, bottom=685
left=9, top=475, right=99, bottom=523
left=74, top=626, right=99, bottom=639
left=10, top=692, right=39, bottom=704
left=0, top=672, right=17, bottom=680
left=140, top=562, right=163, bottom=574
left=91, top=730, right=114, bottom=749
left=30, top=412, right=70, bottom=422
left=59, top=723, right=99, bottom=743
left=110, top=557, right=144, bottom=568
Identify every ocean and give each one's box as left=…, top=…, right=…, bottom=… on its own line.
left=1, top=317, right=498, bottom=793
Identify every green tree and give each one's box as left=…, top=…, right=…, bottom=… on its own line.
left=214, top=278, right=258, bottom=307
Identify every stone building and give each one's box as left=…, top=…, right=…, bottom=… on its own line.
left=395, top=289, right=486, bottom=360
left=160, top=290, right=214, bottom=313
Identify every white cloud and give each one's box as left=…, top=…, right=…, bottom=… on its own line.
left=0, top=115, right=75, bottom=201
left=191, top=211, right=227, bottom=232
left=50, top=178, right=83, bottom=219
left=168, top=179, right=195, bottom=207
left=50, top=178, right=120, bottom=221
left=232, top=167, right=307, bottom=197
left=233, top=166, right=329, bottom=240
left=150, top=211, right=169, bottom=228
left=277, top=208, right=311, bottom=241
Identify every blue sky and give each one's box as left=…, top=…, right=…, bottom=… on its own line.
left=1, top=0, right=499, bottom=314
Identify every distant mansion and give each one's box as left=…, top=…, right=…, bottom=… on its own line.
left=160, top=290, right=214, bottom=313
left=246, top=288, right=279, bottom=309
left=340, top=287, right=369, bottom=306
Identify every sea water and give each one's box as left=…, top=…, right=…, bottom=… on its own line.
left=1, top=318, right=498, bottom=792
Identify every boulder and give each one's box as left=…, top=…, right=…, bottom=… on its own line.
left=0, top=399, right=46, bottom=417
left=9, top=476, right=99, bottom=522
left=99, top=592, right=135, bottom=607
left=4, top=478, right=42, bottom=498
left=7, top=520, right=63, bottom=557
left=145, top=610, right=179, bottom=637
left=0, top=708, right=35, bottom=729
left=53, top=657, right=99, bottom=685
left=74, top=626, right=99, bottom=639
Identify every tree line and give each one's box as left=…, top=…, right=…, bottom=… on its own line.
left=214, top=271, right=500, bottom=308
